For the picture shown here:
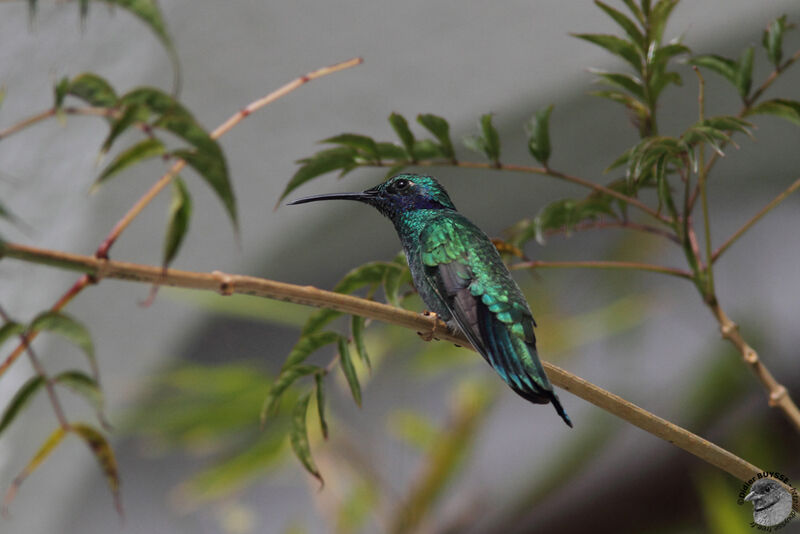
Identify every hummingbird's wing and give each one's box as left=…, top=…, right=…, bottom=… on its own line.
left=418, top=215, right=571, bottom=428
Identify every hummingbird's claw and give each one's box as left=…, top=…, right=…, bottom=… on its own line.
left=417, top=311, right=440, bottom=342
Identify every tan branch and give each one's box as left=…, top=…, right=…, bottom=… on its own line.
left=0, top=241, right=773, bottom=486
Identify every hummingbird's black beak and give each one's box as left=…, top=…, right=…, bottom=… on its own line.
left=287, top=189, right=378, bottom=206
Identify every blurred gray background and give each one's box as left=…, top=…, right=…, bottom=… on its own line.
left=1, top=1, right=799, bottom=533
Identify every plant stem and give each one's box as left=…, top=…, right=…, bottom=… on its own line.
left=0, top=240, right=782, bottom=484
left=712, top=177, right=800, bottom=262
left=510, top=259, right=692, bottom=279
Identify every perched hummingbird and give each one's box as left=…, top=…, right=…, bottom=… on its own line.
left=289, top=174, right=572, bottom=427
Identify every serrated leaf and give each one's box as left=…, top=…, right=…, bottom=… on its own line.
left=314, top=373, right=328, bottom=439
left=173, top=148, right=237, bottom=231
left=649, top=0, right=679, bottom=45
left=53, top=77, right=70, bottom=109
left=279, top=152, right=357, bottom=203
left=389, top=113, right=415, bottom=158
left=0, top=375, right=45, bottom=437
left=337, top=337, right=361, bottom=407
left=283, top=331, right=340, bottom=369
left=29, top=311, right=98, bottom=379
left=162, top=177, right=192, bottom=267
left=53, top=370, right=104, bottom=415
left=260, top=364, right=320, bottom=424
left=2, top=426, right=67, bottom=515
left=322, top=133, right=380, bottom=161
left=417, top=114, right=454, bottom=159
left=762, top=15, right=787, bottom=66
left=736, top=46, right=754, bottom=99
left=71, top=423, right=122, bottom=515
left=688, top=55, right=738, bottom=86
left=572, top=33, right=642, bottom=71
left=590, top=70, right=645, bottom=98
left=747, top=98, right=800, bottom=126
left=525, top=105, right=553, bottom=166
left=95, top=138, right=166, bottom=188
left=595, top=1, right=644, bottom=48
left=67, top=73, right=117, bottom=108
left=351, top=316, right=370, bottom=370
left=289, top=392, right=322, bottom=484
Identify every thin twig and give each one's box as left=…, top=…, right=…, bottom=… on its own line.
left=0, top=240, right=776, bottom=484
left=693, top=66, right=714, bottom=295
left=712, top=177, right=800, bottom=262
left=511, top=259, right=693, bottom=279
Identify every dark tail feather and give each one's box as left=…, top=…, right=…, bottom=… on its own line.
left=548, top=391, right=573, bottom=428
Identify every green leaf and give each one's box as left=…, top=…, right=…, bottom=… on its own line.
left=71, top=423, right=122, bottom=515
left=173, top=148, right=237, bottom=231
left=383, top=255, right=410, bottom=307
left=375, top=142, right=408, bottom=161
left=652, top=42, right=690, bottom=65
left=525, top=105, right=553, bottom=166
left=53, top=77, right=70, bottom=109
left=100, top=103, right=149, bottom=153
left=314, top=373, right=328, bottom=439
left=688, top=55, right=738, bottom=86
left=531, top=196, right=617, bottom=244
left=649, top=0, right=679, bottom=45
left=649, top=70, right=682, bottom=101
left=351, top=315, right=370, bottom=370
left=464, top=113, right=501, bottom=164
left=0, top=321, right=25, bottom=348
left=595, top=1, right=644, bottom=48
left=620, top=0, right=644, bottom=24
left=53, top=370, right=104, bottom=415
left=590, top=70, right=645, bottom=99
left=762, top=15, right=787, bottom=66
left=162, top=177, right=192, bottom=267
left=3, top=426, right=67, bottom=514
left=736, top=46, right=754, bottom=99
left=337, top=337, right=361, bottom=407
left=283, top=331, right=340, bottom=369
left=67, top=73, right=117, bottom=108
left=29, top=311, right=98, bottom=379
left=95, top=138, right=166, bottom=189
left=389, top=112, right=415, bottom=158
left=260, top=364, right=320, bottom=424
left=322, top=133, right=380, bottom=162
left=0, top=375, right=45, bottom=437
left=572, top=33, right=642, bottom=71
left=417, top=114, right=455, bottom=159
left=604, top=147, right=633, bottom=173
left=747, top=98, right=800, bottom=126
left=289, top=392, right=322, bottom=484
left=279, top=150, right=357, bottom=203
left=411, top=139, right=444, bottom=160
left=334, top=261, right=403, bottom=295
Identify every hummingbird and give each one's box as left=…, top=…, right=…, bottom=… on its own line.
left=289, top=173, right=572, bottom=427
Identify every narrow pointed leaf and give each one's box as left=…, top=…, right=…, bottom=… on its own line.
left=590, top=70, right=645, bottom=98
left=67, top=73, right=117, bottom=108
left=322, top=134, right=380, bottom=161
left=375, top=142, right=408, bottom=161
left=389, top=112, right=415, bottom=157
left=649, top=0, right=679, bottom=45
left=762, top=15, right=787, bottom=66
left=572, top=33, right=642, bottom=71
left=652, top=42, right=690, bottom=65
left=162, top=177, right=192, bottom=267
left=417, top=114, right=454, bottom=159
left=0, top=321, right=25, bottom=348
left=411, top=139, right=445, bottom=160
left=526, top=105, right=553, bottom=166
left=337, top=337, right=361, bottom=407
left=53, top=371, right=107, bottom=426
left=0, top=375, right=45, bottom=437
left=71, top=423, right=122, bottom=516
left=736, top=46, right=754, bottom=99
left=3, top=426, right=67, bottom=515
left=95, top=138, right=166, bottom=188
left=479, top=113, right=500, bottom=164
left=283, top=331, right=340, bottom=369
left=595, top=1, right=644, bottom=47
left=53, top=77, right=70, bottom=109
left=260, top=364, right=320, bottom=424
left=100, top=103, right=149, bottom=154
left=280, top=151, right=357, bottom=203
left=301, top=309, right=342, bottom=337
left=314, top=373, right=328, bottom=439
left=289, top=392, right=322, bottom=484
left=29, top=312, right=98, bottom=379
left=173, top=149, right=237, bottom=230
left=351, top=315, right=370, bottom=370
left=688, top=55, right=738, bottom=86
left=604, top=147, right=633, bottom=173
left=620, top=0, right=644, bottom=24
left=747, top=99, right=800, bottom=126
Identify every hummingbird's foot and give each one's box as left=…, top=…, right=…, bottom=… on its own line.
left=417, top=311, right=440, bottom=342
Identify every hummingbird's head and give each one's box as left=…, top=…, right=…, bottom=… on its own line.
left=287, top=174, right=456, bottom=221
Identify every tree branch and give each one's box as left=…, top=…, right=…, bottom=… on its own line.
left=0, top=241, right=775, bottom=486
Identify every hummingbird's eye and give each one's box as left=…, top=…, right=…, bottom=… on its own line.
left=393, top=178, right=411, bottom=192
left=764, top=486, right=772, bottom=493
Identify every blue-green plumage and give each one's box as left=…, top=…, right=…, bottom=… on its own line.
left=289, top=174, right=571, bottom=427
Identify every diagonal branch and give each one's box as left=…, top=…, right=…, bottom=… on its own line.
left=0, top=240, right=779, bottom=488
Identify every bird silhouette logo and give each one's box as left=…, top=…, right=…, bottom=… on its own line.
left=743, top=478, right=795, bottom=528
